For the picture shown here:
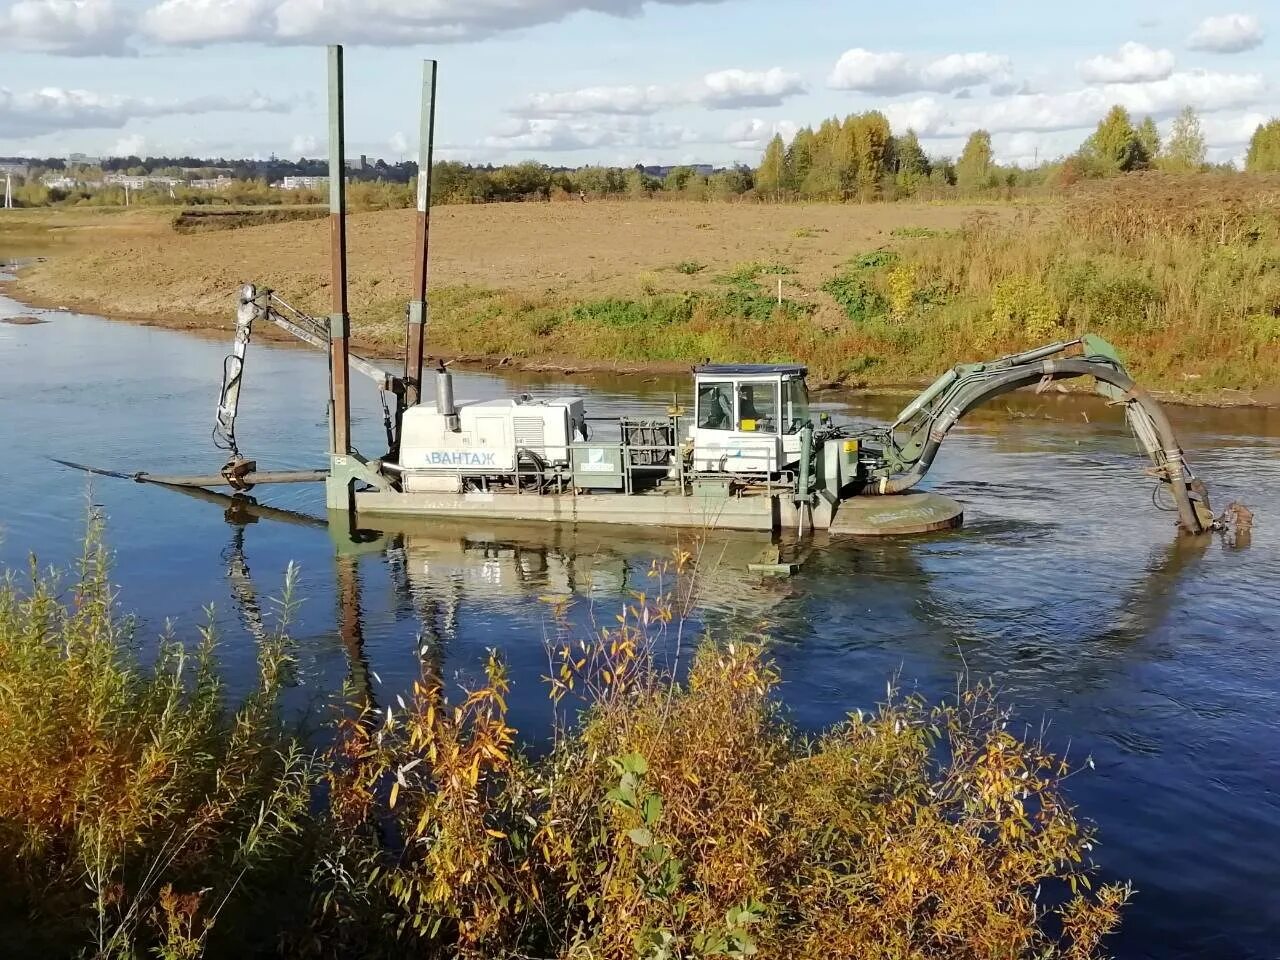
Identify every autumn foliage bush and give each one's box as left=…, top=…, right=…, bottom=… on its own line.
left=0, top=532, right=1128, bottom=959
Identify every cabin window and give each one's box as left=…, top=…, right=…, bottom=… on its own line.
left=737, top=382, right=778, bottom=433
left=783, top=378, right=811, bottom=434
left=697, top=382, right=734, bottom=430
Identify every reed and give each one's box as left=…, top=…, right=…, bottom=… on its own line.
left=0, top=511, right=314, bottom=958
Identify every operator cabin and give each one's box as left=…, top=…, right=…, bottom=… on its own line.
left=691, top=364, right=811, bottom=476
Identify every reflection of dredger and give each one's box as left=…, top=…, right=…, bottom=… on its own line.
left=382, top=519, right=801, bottom=620
left=400, top=529, right=629, bottom=602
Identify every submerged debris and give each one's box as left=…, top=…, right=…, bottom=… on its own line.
left=1220, top=501, right=1255, bottom=549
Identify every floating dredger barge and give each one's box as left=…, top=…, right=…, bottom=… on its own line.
left=82, top=46, right=1220, bottom=541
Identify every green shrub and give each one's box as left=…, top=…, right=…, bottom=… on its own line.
left=823, top=272, right=887, bottom=323
left=571, top=296, right=696, bottom=327
left=1054, top=257, right=1162, bottom=333
left=990, top=275, right=1062, bottom=340
left=851, top=250, right=899, bottom=270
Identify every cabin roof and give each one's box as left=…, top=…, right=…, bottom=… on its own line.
left=693, top=363, right=807, bottom=377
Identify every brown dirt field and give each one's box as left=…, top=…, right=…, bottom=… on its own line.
left=6, top=200, right=1010, bottom=331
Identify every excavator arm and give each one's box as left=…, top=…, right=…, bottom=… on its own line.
left=844, top=335, right=1215, bottom=533
left=214, top=284, right=404, bottom=465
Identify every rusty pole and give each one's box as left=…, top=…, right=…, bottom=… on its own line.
left=328, top=44, right=352, bottom=457
left=404, top=60, right=438, bottom=407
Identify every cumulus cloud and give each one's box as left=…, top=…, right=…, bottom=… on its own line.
left=482, top=115, right=700, bottom=153
left=136, top=0, right=730, bottom=47
left=721, top=117, right=800, bottom=150
left=883, top=70, right=1267, bottom=138
left=1197, top=109, right=1270, bottom=146
left=827, top=48, right=1011, bottom=94
left=0, top=86, right=293, bottom=138
left=0, top=0, right=133, bottom=55
left=1078, top=42, right=1175, bottom=84
left=141, top=0, right=273, bottom=43
left=514, top=67, right=804, bottom=117
left=1188, top=13, right=1264, bottom=53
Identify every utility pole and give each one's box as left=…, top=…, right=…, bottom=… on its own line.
left=3, top=173, right=11, bottom=209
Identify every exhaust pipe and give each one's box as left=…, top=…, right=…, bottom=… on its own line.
left=435, top=359, right=459, bottom=432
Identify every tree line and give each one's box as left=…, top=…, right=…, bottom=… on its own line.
left=749, top=103, right=1278, bottom=202
left=8, top=104, right=1280, bottom=212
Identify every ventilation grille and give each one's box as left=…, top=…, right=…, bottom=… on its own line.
left=514, top=417, right=546, bottom=451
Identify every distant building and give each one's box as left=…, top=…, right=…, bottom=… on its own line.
left=104, top=173, right=181, bottom=190
left=41, top=175, right=78, bottom=190
left=0, top=161, right=29, bottom=178
left=66, top=153, right=102, bottom=168
left=280, top=175, right=329, bottom=190
left=189, top=176, right=234, bottom=191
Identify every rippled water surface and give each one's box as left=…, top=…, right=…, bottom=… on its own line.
left=1, top=292, right=1277, bottom=959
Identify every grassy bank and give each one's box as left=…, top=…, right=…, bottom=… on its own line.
left=0, top=524, right=1127, bottom=959
left=6, top=177, right=1279, bottom=399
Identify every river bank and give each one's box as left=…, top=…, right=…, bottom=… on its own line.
left=3, top=272, right=1272, bottom=409
left=4, top=182, right=1278, bottom=405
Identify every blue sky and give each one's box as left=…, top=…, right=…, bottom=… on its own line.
left=0, top=0, right=1275, bottom=166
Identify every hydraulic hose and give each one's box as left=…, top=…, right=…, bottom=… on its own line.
left=858, top=358, right=1207, bottom=533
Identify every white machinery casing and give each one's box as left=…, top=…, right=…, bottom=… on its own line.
left=400, top=397, right=584, bottom=492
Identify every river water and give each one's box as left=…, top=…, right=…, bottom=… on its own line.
left=1, top=289, right=1277, bottom=959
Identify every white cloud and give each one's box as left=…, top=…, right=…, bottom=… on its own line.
left=827, top=48, right=1011, bottom=94
left=136, top=0, right=731, bottom=47
left=1197, top=110, right=1270, bottom=146
left=111, top=133, right=146, bottom=156
left=479, top=113, right=804, bottom=159
left=518, top=85, right=670, bottom=117
left=482, top=115, right=700, bottom=153
left=515, top=67, right=804, bottom=117
left=0, top=86, right=293, bottom=138
left=289, top=133, right=318, bottom=154
left=883, top=70, right=1268, bottom=138
left=698, top=68, right=805, bottom=109
left=1079, top=42, right=1175, bottom=84
left=0, top=0, right=133, bottom=55
left=387, top=130, right=409, bottom=156
left=142, top=0, right=272, bottom=43
left=1188, top=13, right=1264, bottom=53
left=721, top=117, right=799, bottom=150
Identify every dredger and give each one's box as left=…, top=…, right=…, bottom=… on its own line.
left=68, top=46, right=1219, bottom=541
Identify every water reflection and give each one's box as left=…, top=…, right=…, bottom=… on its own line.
left=2, top=299, right=1279, bottom=960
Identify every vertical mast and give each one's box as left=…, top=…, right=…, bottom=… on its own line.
left=328, top=44, right=352, bottom=457
left=404, top=59, right=438, bottom=407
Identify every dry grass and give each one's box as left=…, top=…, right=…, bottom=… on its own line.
left=5, top=198, right=1005, bottom=332
left=6, top=182, right=1280, bottom=398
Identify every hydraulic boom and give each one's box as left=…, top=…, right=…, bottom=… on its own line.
left=836, top=335, right=1215, bottom=533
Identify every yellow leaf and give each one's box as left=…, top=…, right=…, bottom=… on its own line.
left=389, top=781, right=400, bottom=809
